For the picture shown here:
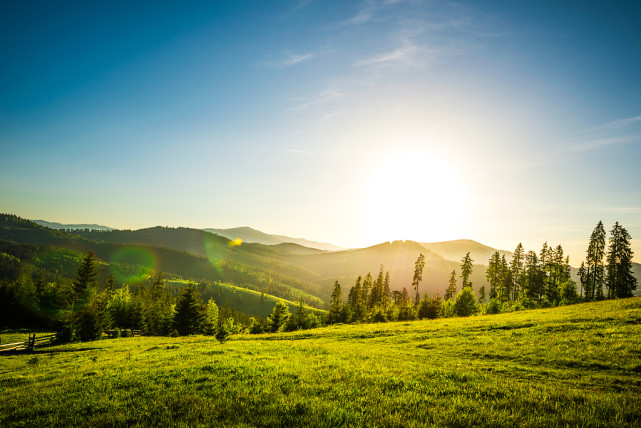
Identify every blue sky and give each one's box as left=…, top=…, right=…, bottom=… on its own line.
left=1, top=0, right=640, bottom=264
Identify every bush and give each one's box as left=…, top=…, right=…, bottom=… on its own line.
left=453, top=288, right=478, bottom=317
left=486, top=299, right=502, bottom=315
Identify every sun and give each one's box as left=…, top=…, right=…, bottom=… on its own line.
left=364, top=148, right=464, bottom=243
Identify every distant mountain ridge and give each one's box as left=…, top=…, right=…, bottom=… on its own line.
left=33, top=220, right=114, bottom=231
left=421, top=239, right=513, bottom=265
left=204, top=226, right=343, bottom=252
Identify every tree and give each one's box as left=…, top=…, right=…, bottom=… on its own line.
left=486, top=252, right=502, bottom=299
left=510, top=243, right=524, bottom=300
left=382, top=271, right=391, bottom=308
left=523, top=250, right=543, bottom=301
left=418, top=294, right=442, bottom=319
left=173, top=283, right=205, bottom=335
left=478, top=285, right=486, bottom=304
left=105, top=273, right=115, bottom=294
left=445, top=270, right=457, bottom=301
left=578, top=261, right=587, bottom=298
left=586, top=221, right=606, bottom=300
left=453, top=287, right=478, bottom=317
left=328, top=281, right=344, bottom=324
left=498, top=255, right=512, bottom=302
left=203, top=298, right=219, bottom=335
left=73, top=251, right=98, bottom=297
left=606, top=222, right=637, bottom=298
left=460, top=252, right=473, bottom=289
left=412, top=253, right=425, bottom=305
left=267, top=301, right=291, bottom=332
left=144, top=272, right=174, bottom=335
left=369, top=266, right=385, bottom=308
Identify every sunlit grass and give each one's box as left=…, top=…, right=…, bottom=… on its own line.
left=1, top=298, right=640, bottom=426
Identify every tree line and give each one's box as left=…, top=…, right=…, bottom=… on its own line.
left=326, top=220, right=636, bottom=325
left=1, top=220, right=636, bottom=339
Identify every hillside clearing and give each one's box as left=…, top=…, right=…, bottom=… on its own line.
left=1, top=298, right=640, bottom=426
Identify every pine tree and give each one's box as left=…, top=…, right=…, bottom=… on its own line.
left=382, top=271, right=391, bottom=308
left=606, top=222, right=637, bottom=298
left=369, top=266, right=385, bottom=308
left=586, top=221, right=606, bottom=300
left=105, top=273, right=115, bottom=294
left=478, top=285, right=486, bottom=304
left=412, top=253, right=425, bottom=305
left=361, top=273, right=373, bottom=308
left=173, top=283, right=205, bottom=335
left=499, top=255, right=512, bottom=302
left=460, top=252, right=473, bottom=289
left=445, top=270, right=457, bottom=301
left=267, top=301, right=291, bottom=332
left=510, top=243, right=524, bottom=300
left=328, top=281, right=343, bottom=324
left=578, top=261, right=587, bottom=298
left=486, top=252, right=501, bottom=299
left=523, top=250, right=543, bottom=301
left=73, top=251, right=98, bottom=297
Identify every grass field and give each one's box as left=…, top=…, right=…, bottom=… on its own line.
left=1, top=298, right=640, bottom=427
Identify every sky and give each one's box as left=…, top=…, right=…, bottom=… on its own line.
left=1, top=0, right=640, bottom=265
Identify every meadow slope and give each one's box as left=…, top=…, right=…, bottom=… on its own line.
left=1, top=298, right=640, bottom=427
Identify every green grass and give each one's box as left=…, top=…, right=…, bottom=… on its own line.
left=1, top=298, right=640, bottom=427
left=168, top=279, right=327, bottom=318
left=0, top=329, right=53, bottom=346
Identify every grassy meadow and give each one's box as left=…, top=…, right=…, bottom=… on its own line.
left=1, top=298, right=640, bottom=427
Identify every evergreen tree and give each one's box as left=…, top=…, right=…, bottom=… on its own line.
left=460, top=252, right=473, bottom=289
left=361, top=273, right=373, bottom=308
left=445, top=270, right=457, bottom=301
left=418, top=294, right=442, bottom=319
left=267, top=301, right=291, bottom=332
left=498, top=255, right=512, bottom=302
left=478, top=285, right=486, bottom=304
left=173, top=283, right=205, bottom=335
left=586, top=221, right=606, bottom=300
left=523, top=250, right=543, bottom=301
left=105, top=273, right=115, bottom=294
left=144, top=272, right=174, bottom=335
left=510, top=243, right=524, bottom=300
left=606, top=222, right=637, bottom=298
left=382, top=271, right=391, bottom=308
left=73, top=251, right=98, bottom=297
left=328, top=281, right=344, bottom=324
left=578, top=261, right=587, bottom=298
left=369, top=266, right=385, bottom=308
left=412, top=253, right=425, bottom=305
left=486, top=252, right=501, bottom=299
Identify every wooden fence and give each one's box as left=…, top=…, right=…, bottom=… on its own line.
left=0, top=333, right=57, bottom=352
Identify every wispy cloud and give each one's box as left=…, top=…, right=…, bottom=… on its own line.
left=280, top=51, right=317, bottom=67
left=259, top=50, right=318, bottom=69
left=584, top=114, right=641, bottom=133
left=513, top=114, right=641, bottom=170
left=285, top=89, right=344, bottom=114
left=353, top=43, right=418, bottom=68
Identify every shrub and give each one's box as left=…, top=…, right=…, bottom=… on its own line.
left=486, top=299, right=502, bottom=314
left=453, top=288, right=478, bottom=317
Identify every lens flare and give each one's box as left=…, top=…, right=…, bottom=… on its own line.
left=228, top=238, right=243, bottom=247
left=109, top=246, right=156, bottom=284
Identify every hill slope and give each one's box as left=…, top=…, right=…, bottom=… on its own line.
left=1, top=297, right=639, bottom=426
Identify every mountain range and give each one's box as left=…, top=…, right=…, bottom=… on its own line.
left=3, top=215, right=638, bottom=321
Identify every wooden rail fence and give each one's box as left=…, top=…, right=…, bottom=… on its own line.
left=0, top=333, right=57, bottom=352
